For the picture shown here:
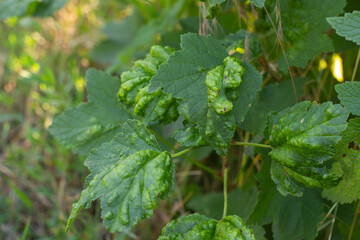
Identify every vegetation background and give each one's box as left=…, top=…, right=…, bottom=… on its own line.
left=0, top=0, right=360, bottom=239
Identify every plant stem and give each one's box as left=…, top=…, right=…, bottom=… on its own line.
left=171, top=148, right=194, bottom=158
left=328, top=204, right=338, bottom=240
left=351, top=48, right=360, bottom=82
left=320, top=202, right=338, bottom=224
left=222, top=167, right=229, bottom=219
left=348, top=200, right=360, bottom=240
left=264, top=6, right=298, bottom=103
left=232, top=141, right=272, bottom=149
left=171, top=148, right=223, bottom=181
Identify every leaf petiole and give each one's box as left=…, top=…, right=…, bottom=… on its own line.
left=222, top=166, right=229, bottom=219
left=232, top=141, right=272, bottom=149
left=171, top=148, right=195, bottom=158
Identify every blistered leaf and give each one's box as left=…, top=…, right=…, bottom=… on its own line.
left=151, top=34, right=261, bottom=155
left=323, top=118, right=360, bottom=203
left=264, top=101, right=349, bottom=196
left=66, top=120, right=174, bottom=232
left=49, top=69, right=129, bottom=155
left=159, top=213, right=255, bottom=240
left=335, top=81, right=360, bottom=116
left=248, top=152, right=324, bottom=240
left=327, top=11, right=360, bottom=46
left=118, top=45, right=178, bottom=124
left=202, top=0, right=226, bottom=19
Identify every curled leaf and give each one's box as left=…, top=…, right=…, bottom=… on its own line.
left=159, top=213, right=255, bottom=240
left=264, top=101, right=349, bottom=196
left=118, top=45, right=178, bottom=124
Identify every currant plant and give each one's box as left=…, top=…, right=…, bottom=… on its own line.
left=49, top=0, right=360, bottom=239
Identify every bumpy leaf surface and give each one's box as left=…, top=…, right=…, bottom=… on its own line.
left=327, top=11, right=360, bottom=46
left=323, top=118, right=360, bottom=203
left=49, top=69, right=129, bottom=155
left=248, top=152, right=324, bottom=240
left=159, top=213, right=255, bottom=240
left=277, top=0, right=346, bottom=67
left=66, top=120, right=174, bottom=232
left=118, top=45, right=178, bottom=124
left=335, top=81, right=360, bottom=116
left=151, top=33, right=261, bottom=155
left=264, top=101, right=349, bottom=196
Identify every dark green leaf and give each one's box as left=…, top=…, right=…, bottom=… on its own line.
left=323, top=118, right=360, bottom=203
left=278, top=0, right=346, bottom=67
left=240, top=78, right=307, bottom=134
left=159, top=213, right=255, bottom=239
left=335, top=81, right=360, bottom=116
left=264, top=101, right=349, bottom=196
left=66, top=120, right=174, bottom=232
left=327, top=11, right=360, bottom=46
left=49, top=69, right=129, bottom=155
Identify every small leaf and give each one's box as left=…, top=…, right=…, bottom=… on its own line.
left=323, top=118, right=360, bottom=203
left=335, top=81, right=360, bottom=116
left=49, top=69, right=129, bottom=155
left=159, top=213, right=255, bottom=240
left=66, top=120, right=175, bottom=232
left=264, top=101, right=349, bottom=196
left=327, top=11, right=360, bottom=46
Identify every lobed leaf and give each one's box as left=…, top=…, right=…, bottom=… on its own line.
left=335, top=81, right=360, bottom=116
left=264, top=101, right=349, bottom=196
left=327, top=11, right=360, bottom=46
left=159, top=213, right=255, bottom=240
left=49, top=69, right=129, bottom=155
left=323, top=118, right=360, bottom=203
left=66, top=120, right=175, bottom=232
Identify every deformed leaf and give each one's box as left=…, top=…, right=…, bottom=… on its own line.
left=159, top=213, right=255, bottom=239
left=66, top=120, right=175, bottom=232
left=248, top=153, right=325, bottom=240
left=118, top=45, right=179, bottom=124
left=264, top=101, right=349, bottom=196
left=327, top=11, right=360, bottom=46
left=151, top=33, right=262, bottom=155
left=323, top=118, right=360, bottom=203
left=49, top=69, right=129, bottom=155
left=335, top=81, right=360, bottom=116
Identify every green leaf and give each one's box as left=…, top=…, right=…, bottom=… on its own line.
left=335, top=81, right=360, bottom=116
left=118, top=45, right=179, bottom=125
left=240, top=78, right=307, bottom=135
left=264, top=101, right=349, bottom=196
left=151, top=33, right=261, bottom=155
left=187, top=187, right=258, bottom=220
left=66, top=119, right=175, bottom=232
left=159, top=213, right=255, bottom=239
left=323, top=118, right=360, bottom=203
left=0, top=0, right=68, bottom=19
left=248, top=152, right=324, bottom=240
left=327, top=11, right=360, bottom=46
left=278, top=0, right=346, bottom=67
left=49, top=69, right=129, bottom=155
left=250, top=0, right=265, bottom=8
